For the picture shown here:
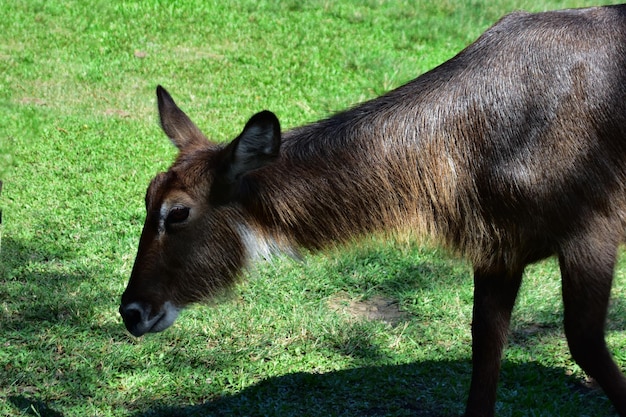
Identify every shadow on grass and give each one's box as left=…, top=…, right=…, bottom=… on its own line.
left=0, top=235, right=128, bottom=417
left=2, top=236, right=624, bottom=417
left=0, top=236, right=115, bottom=329
left=8, top=396, right=65, bottom=417
left=126, top=360, right=616, bottom=417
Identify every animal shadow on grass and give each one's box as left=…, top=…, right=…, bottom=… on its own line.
left=128, top=248, right=621, bottom=417
left=129, top=360, right=616, bottom=417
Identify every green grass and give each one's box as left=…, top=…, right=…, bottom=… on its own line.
left=1, top=1, right=625, bottom=416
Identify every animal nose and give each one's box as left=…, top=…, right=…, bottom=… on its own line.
left=119, top=301, right=152, bottom=337
left=119, top=300, right=180, bottom=337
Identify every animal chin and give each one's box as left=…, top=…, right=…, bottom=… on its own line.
left=146, top=301, right=181, bottom=334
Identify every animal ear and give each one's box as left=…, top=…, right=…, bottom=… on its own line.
left=156, top=85, right=209, bottom=150
left=224, top=110, right=281, bottom=181
left=210, top=111, right=281, bottom=205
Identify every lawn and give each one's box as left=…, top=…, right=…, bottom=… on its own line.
left=1, top=1, right=625, bottom=416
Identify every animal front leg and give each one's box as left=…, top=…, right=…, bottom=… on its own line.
left=464, top=266, right=523, bottom=417
left=559, top=235, right=626, bottom=416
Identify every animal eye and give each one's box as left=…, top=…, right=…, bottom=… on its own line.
left=166, top=207, right=190, bottom=224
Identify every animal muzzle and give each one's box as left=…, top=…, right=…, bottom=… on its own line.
left=119, top=300, right=181, bottom=337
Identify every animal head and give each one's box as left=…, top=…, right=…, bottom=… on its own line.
left=119, top=86, right=281, bottom=337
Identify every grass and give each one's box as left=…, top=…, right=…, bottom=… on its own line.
left=1, top=0, right=625, bottom=416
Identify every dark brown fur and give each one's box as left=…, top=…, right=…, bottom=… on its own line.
left=121, top=5, right=626, bottom=416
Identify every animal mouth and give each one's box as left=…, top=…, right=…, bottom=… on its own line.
left=120, top=301, right=181, bottom=337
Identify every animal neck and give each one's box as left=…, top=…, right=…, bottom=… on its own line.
left=240, top=101, right=440, bottom=252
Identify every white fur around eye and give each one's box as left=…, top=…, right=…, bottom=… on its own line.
left=158, top=204, right=169, bottom=233
left=159, top=195, right=194, bottom=233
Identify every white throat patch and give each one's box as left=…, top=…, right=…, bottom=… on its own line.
left=235, top=222, right=298, bottom=263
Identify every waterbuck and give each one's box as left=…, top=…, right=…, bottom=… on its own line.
left=120, top=4, right=626, bottom=416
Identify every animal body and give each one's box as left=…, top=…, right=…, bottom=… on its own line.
left=120, top=4, right=626, bottom=416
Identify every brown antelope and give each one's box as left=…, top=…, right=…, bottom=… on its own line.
left=120, top=4, right=626, bottom=416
